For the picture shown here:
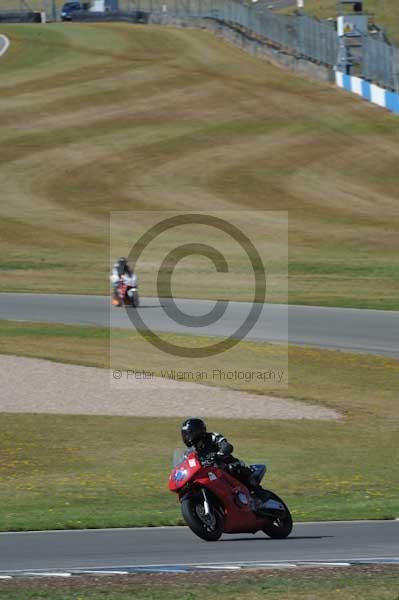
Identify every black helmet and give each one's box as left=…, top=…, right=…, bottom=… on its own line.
left=181, top=418, right=207, bottom=447
left=118, top=257, right=127, bottom=266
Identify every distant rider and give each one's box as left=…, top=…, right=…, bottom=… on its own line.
left=110, top=257, right=137, bottom=301
left=181, top=418, right=259, bottom=492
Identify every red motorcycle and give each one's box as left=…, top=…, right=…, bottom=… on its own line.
left=112, top=275, right=139, bottom=308
left=169, top=449, right=293, bottom=541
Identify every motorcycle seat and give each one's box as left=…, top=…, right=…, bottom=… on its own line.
left=250, top=464, right=266, bottom=483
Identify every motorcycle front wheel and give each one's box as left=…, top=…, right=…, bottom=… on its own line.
left=261, top=491, right=293, bottom=539
left=131, top=291, right=139, bottom=308
left=126, top=291, right=139, bottom=308
left=181, top=494, right=224, bottom=541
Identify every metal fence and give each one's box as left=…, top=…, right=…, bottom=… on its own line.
left=125, top=0, right=339, bottom=67
left=0, top=10, right=38, bottom=22
left=133, top=0, right=399, bottom=91
left=361, top=34, right=399, bottom=91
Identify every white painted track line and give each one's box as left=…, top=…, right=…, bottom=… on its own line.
left=0, top=34, right=10, bottom=57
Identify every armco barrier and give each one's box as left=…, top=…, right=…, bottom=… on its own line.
left=65, top=10, right=149, bottom=23
left=335, top=70, right=399, bottom=114
left=149, top=14, right=333, bottom=83
left=0, top=11, right=38, bottom=22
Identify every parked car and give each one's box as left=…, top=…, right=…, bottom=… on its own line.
left=60, top=2, right=85, bottom=21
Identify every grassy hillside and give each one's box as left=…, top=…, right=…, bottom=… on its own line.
left=0, top=24, right=399, bottom=307
left=281, top=0, right=399, bottom=44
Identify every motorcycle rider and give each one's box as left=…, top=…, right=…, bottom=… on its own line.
left=110, top=257, right=137, bottom=301
left=181, top=418, right=259, bottom=493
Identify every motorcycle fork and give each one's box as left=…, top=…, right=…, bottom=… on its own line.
left=201, top=487, right=211, bottom=516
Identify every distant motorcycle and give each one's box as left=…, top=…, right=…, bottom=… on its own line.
left=169, top=449, right=292, bottom=541
left=112, top=274, right=139, bottom=308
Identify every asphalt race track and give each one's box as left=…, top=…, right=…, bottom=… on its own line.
left=1, top=294, right=398, bottom=575
left=0, top=293, right=398, bottom=356
left=0, top=521, right=398, bottom=575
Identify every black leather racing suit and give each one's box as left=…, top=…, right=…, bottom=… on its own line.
left=112, top=262, right=133, bottom=278
left=193, top=432, right=256, bottom=490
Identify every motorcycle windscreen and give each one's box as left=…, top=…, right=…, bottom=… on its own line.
left=172, top=447, right=194, bottom=467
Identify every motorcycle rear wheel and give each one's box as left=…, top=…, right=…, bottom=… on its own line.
left=181, top=495, right=224, bottom=541
left=260, top=491, right=293, bottom=539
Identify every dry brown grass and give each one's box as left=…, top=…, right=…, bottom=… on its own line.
left=0, top=23, right=398, bottom=307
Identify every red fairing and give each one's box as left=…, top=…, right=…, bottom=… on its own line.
left=195, top=467, right=264, bottom=533
left=169, top=451, right=267, bottom=534
left=118, top=281, right=129, bottom=303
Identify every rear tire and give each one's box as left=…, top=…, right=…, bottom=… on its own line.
left=261, top=491, right=293, bottom=539
left=181, top=494, right=224, bottom=541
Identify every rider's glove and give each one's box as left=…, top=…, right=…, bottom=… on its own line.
left=202, top=452, right=217, bottom=466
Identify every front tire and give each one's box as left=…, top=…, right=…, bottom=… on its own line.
left=181, top=494, right=224, bottom=541
left=261, top=491, right=293, bottom=539
left=131, top=291, right=139, bottom=308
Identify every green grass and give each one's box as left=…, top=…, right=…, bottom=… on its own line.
left=1, top=567, right=399, bottom=599
left=0, top=24, right=399, bottom=308
left=0, top=320, right=398, bottom=530
left=280, top=0, right=399, bottom=45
